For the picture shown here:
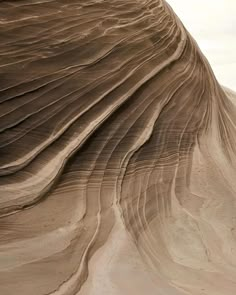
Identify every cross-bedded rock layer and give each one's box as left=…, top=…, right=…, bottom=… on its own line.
left=0, top=1, right=236, bottom=294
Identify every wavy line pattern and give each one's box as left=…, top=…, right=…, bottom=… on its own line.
left=0, top=0, right=236, bottom=294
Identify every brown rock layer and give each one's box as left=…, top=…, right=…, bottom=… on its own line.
left=0, top=0, right=235, bottom=294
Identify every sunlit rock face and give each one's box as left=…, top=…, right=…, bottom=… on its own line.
left=167, top=0, right=236, bottom=91
left=0, top=1, right=236, bottom=295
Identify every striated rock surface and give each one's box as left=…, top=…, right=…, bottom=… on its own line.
left=0, top=0, right=235, bottom=294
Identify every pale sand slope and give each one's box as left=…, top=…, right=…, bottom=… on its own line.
left=0, top=0, right=235, bottom=294
left=80, top=89, right=236, bottom=295
left=79, top=215, right=161, bottom=295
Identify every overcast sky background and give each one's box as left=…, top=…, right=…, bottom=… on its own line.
left=167, top=0, right=236, bottom=91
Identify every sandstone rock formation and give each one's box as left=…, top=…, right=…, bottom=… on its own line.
left=0, top=0, right=236, bottom=294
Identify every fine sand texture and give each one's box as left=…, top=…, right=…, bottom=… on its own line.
left=0, top=1, right=236, bottom=294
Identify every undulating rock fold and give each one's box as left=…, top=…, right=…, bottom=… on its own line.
left=0, top=0, right=235, bottom=294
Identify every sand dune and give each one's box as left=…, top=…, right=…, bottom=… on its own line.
left=0, top=0, right=236, bottom=294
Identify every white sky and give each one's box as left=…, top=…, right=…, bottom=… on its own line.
left=167, top=0, right=236, bottom=90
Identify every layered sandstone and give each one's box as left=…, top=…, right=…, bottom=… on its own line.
left=0, top=1, right=235, bottom=294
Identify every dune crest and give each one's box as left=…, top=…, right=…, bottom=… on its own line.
left=0, top=0, right=236, bottom=294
